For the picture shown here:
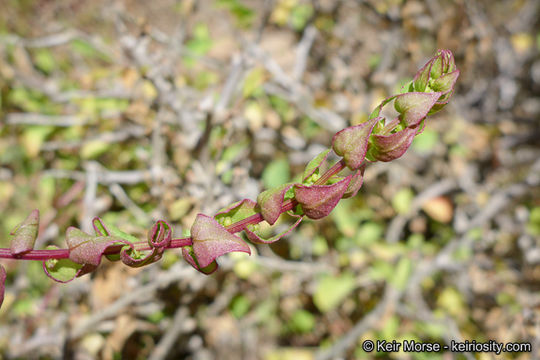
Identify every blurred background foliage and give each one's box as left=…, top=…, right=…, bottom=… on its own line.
left=0, top=0, right=539, bottom=359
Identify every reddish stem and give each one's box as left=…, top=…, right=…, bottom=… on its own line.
left=0, top=158, right=347, bottom=260
left=0, top=248, right=70, bottom=260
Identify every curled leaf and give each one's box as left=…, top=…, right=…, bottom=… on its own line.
left=10, top=209, right=39, bottom=256
left=191, top=214, right=251, bottom=269
left=332, top=117, right=378, bottom=170
left=0, top=264, right=6, bottom=308
left=181, top=245, right=219, bottom=274
left=294, top=175, right=352, bottom=219
left=257, top=184, right=295, bottom=225
left=119, top=220, right=172, bottom=267
left=369, top=126, right=417, bottom=162
left=120, top=246, right=163, bottom=268
left=303, top=149, right=331, bottom=182
left=148, top=220, right=172, bottom=248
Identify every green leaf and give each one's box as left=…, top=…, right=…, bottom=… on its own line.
left=313, top=272, right=356, bottom=312
left=356, top=222, right=383, bottom=246
left=380, top=315, right=399, bottom=340
left=262, top=158, right=290, bottom=189
left=392, top=188, right=414, bottom=214
left=290, top=4, right=314, bottom=30
left=185, top=23, right=213, bottom=56
left=230, top=295, right=250, bottom=318
left=242, top=67, right=266, bottom=98
left=81, top=140, right=110, bottom=159
left=71, top=39, right=111, bottom=62
left=104, top=222, right=141, bottom=244
left=216, top=0, right=255, bottom=28
left=368, top=260, right=393, bottom=281
left=233, top=258, right=257, bottom=279
left=302, top=149, right=330, bottom=182
left=331, top=201, right=359, bottom=237
left=43, top=258, right=83, bottom=283
left=21, top=126, right=54, bottom=158
left=437, top=287, right=465, bottom=318
left=412, top=129, right=438, bottom=154
left=527, top=207, right=540, bottom=235
left=33, top=49, right=56, bottom=74
left=288, top=309, right=315, bottom=333
left=390, top=257, right=412, bottom=291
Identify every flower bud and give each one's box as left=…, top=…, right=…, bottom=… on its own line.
left=413, top=49, right=457, bottom=93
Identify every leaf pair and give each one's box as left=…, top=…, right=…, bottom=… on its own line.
left=44, top=218, right=173, bottom=282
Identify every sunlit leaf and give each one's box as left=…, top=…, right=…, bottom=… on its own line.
left=313, top=273, right=356, bottom=312
left=190, top=214, right=250, bottom=268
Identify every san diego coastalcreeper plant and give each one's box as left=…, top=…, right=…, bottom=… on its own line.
left=0, top=50, right=459, bottom=308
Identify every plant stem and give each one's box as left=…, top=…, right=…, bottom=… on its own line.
left=315, top=159, right=347, bottom=185
left=0, top=158, right=348, bottom=259
left=0, top=248, right=70, bottom=260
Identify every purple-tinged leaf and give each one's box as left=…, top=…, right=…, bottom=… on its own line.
left=332, top=118, right=379, bottom=170
left=66, top=227, right=130, bottom=267
left=342, top=167, right=365, bottom=199
left=0, top=264, right=6, bottom=308
left=118, top=220, right=173, bottom=268
left=148, top=220, right=172, bottom=248
left=369, top=126, right=417, bottom=162
left=303, top=149, right=331, bottom=182
left=181, top=245, right=219, bottom=274
left=10, top=209, right=39, bottom=256
left=215, top=199, right=258, bottom=226
left=191, top=214, right=251, bottom=268
left=294, top=175, right=352, bottom=219
left=257, top=184, right=295, bottom=225
left=245, top=214, right=303, bottom=244
left=394, top=92, right=441, bottom=127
